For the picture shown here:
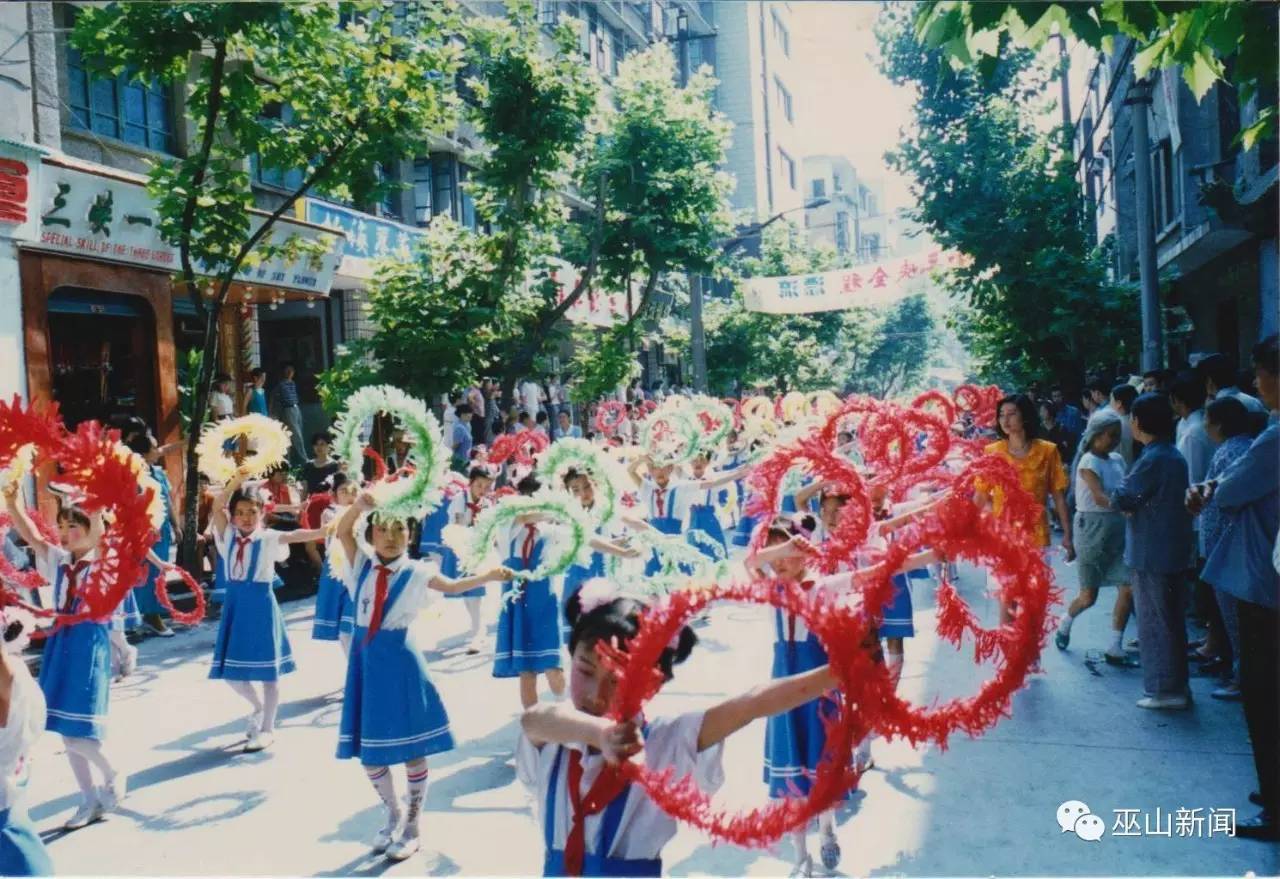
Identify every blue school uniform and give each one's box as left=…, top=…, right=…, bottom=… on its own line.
left=37, top=550, right=111, bottom=741
left=132, top=464, right=173, bottom=618
left=518, top=712, right=725, bottom=878
left=494, top=524, right=562, bottom=677
left=337, top=555, right=454, bottom=765
left=312, top=556, right=354, bottom=641
left=0, top=665, right=53, bottom=876
left=110, top=589, right=142, bottom=633
left=208, top=528, right=296, bottom=681
left=763, top=589, right=842, bottom=799
left=731, top=485, right=761, bottom=548
left=878, top=573, right=916, bottom=638
left=443, top=492, right=486, bottom=599
left=542, top=745, right=658, bottom=878
left=641, top=481, right=684, bottom=576
left=561, top=542, right=606, bottom=639
left=685, top=486, right=727, bottom=559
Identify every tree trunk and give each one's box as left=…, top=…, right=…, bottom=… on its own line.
left=178, top=301, right=221, bottom=572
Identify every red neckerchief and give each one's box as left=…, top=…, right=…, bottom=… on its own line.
left=788, top=579, right=816, bottom=643
left=233, top=534, right=253, bottom=578
left=364, top=564, right=392, bottom=644
left=654, top=486, right=666, bottom=518
left=521, top=524, right=537, bottom=566
left=563, top=750, right=631, bottom=877
left=60, top=560, right=89, bottom=612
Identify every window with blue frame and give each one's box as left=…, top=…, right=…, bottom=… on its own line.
left=412, top=158, right=432, bottom=226
left=251, top=103, right=306, bottom=191
left=65, top=41, right=174, bottom=152
left=431, top=153, right=455, bottom=219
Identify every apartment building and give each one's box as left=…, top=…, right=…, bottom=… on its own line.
left=802, top=154, right=889, bottom=261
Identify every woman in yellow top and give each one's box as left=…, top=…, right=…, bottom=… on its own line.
left=976, top=394, right=1074, bottom=625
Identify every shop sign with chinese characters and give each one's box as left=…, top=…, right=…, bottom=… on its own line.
left=304, top=199, right=418, bottom=282
left=31, top=159, right=343, bottom=294
left=743, top=250, right=973, bottom=315
left=542, top=258, right=632, bottom=328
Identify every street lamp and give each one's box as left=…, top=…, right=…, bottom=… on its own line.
left=689, top=196, right=831, bottom=391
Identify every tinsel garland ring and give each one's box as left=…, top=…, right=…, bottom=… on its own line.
left=196, top=414, right=290, bottom=483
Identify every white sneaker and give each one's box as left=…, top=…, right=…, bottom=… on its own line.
left=121, top=645, right=138, bottom=678
left=854, top=737, right=874, bottom=773
left=372, top=811, right=401, bottom=852
left=1137, top=694, right=1190, bottom=710
left=98, top=774, right=126, bottom=811
left=245, top=711, right=263, bottom=739
left=64, top=797, right=103, bottom=830
left=385, top=830, right=420, bottom=861
left=244, top=730, right=274, bottom=753
left=788, top=853, right=814, bottom=878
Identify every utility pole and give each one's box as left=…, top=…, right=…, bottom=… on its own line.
left=1126, top=74, right=1162, bottom=372
left=689, top=273, right=707, bottom=391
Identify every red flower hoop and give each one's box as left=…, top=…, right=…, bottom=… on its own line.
left=910, top=389, right=958, bottom=427
left=597, top=580, right=870, bottom=849
left=953, top=384, right=1002, bottom=429
left=0, top=398, right=185, bottom=635
left=488, top=429, right=550, bottom=469
left=594, top=401, right=628, bottom=437
left=153, top=564, right=207, bottom=627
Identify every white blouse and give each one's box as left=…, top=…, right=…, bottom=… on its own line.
left=0, top=658, right=46, bottom=810
left=340, top=551, right=439, bottom=631
left=516, top=711, right=724, bottom=861
left=213, top=526, right=286, bottom=583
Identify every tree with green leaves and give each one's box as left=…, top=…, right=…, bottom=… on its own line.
left=854, top=293, right=936, bottom=399
left=318, top=0, right=599, bottom=413
left=493, top=40, right=734, bottom=402
left=71, top=1, right=461, bottom=568
left=914, top=2, right=1277, bottom=147
left=878, top=6, right=1139, bottom=387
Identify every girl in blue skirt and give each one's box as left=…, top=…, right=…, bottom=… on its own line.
left=312, top=473, right=357, bottom=653
left=332, top=490, right=512, bottom=861
left=627, top=456, right=745, bottom=575
left=440, top=467, right=495, bottom=654
left=209, top=469, right=327, bottom=753
left=3, top=485, right=122, bottom=830
left=560, top=470, right=642, bottom=640
left=494, top=476, right=568, bottom=710
left=0, top=608, right=54, bottom=875
left=750, top=516, right=939, bottom=876
left=125, top=431, right=180, bottom=636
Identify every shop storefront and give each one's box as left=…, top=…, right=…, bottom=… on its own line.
left=9, top=151, right=342, bottom=502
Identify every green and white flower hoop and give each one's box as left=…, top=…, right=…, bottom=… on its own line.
left=534, top=438, right=632, bottom=529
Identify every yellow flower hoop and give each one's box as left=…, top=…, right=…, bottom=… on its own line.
left=0, top=444, right=35, bottom=491
left=112, top=442, right=166, bottom=532
left=196, top=414, right=290, bottom=484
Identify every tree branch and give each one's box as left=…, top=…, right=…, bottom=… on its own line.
left=180, top=39, right=228, bottom=315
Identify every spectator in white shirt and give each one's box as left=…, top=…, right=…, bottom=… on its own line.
left=210, top=373, right=235, bottom=421
left=519, top=378, right=544, bottom=418
left=1171, top=371, right=1216, bottom=484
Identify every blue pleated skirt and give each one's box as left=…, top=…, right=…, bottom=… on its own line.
left=38, top=621, right=110, bottom=740
left=732, top=513, right=761, bottom=548
left=493, top=575, right=562, bottom=678
left=132, top=526, right=171, bottom=617
left=763, top=638, right=841, bottom=798
left=560, top=552, right=605, bottom=638
left=312, top=561, right=354, bottom=641
left=0, top=807, right=52, bottom=876
left=687, top=504, right=727, bottom=558
left=879, top=573, right=915, bottom=638
left=110, top=590, right=142, bottom=632
left=209, top=578, right=296, bottom=681
left=337, top=628, right=454, bottom=765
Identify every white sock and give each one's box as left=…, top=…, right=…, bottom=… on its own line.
left=1059, top=613, right=1074, bottom=634
left=465, top=597, right=483, bottom=640
left=886, top=653, right=904, bottom=691
left=260, top=682, right=280, bottom=733
left=365, top=766, right=401, bottom=829
left=1108, top=628, right=1124, bottom=655
left=404, top=762, right=428, bottom=838
left=227, top=680, right=264, bottom=715
left=818, top=810, right=835, bottom=837
left=792, top=829, right=809, bottom=864
left=65, top=736, right=117, bottom=784
left=66, top=750, right=96, bottom=800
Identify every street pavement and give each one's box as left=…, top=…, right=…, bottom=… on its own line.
left=26, top=550, right=1278, bottom=877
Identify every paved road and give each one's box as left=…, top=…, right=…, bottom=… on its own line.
left=26, top=552, right=1278, bottom=877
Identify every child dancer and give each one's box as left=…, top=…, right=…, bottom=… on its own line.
left=627, top=455, right=744, bottom=575
left=685, top=453, right=729, bottom=559
left=560, top=470, right=641, bottom=639
left=519, top=584, right=844, bottom=878
left=332, top=491, right=512, bottom=860
left=125, top=431, right=180, bottom=636
left=441, top=467, right=495, bottom=655
left=209, top=469, right=326, bottom=752
left=312, top=473, right=358, bottom=654
left=0, top=607, right=54, bottom=875
left=494, top=477, right=567, bottom=709
left=749, top=518, right=938, bottom=876
left=3, top=484, right=123, bottom=829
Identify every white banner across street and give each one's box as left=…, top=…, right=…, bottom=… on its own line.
left=743, top=249, right=971, bottom=314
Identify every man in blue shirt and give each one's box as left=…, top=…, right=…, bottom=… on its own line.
left=451, top=404, right=474, bottom=472
left=271, top=362, right=307, bottom=466
left=1190, top=335, right=1279, bottom=841
left=555, top=410, right=582, bottom=440
left=1111, top=392, right=1193, bottom=711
